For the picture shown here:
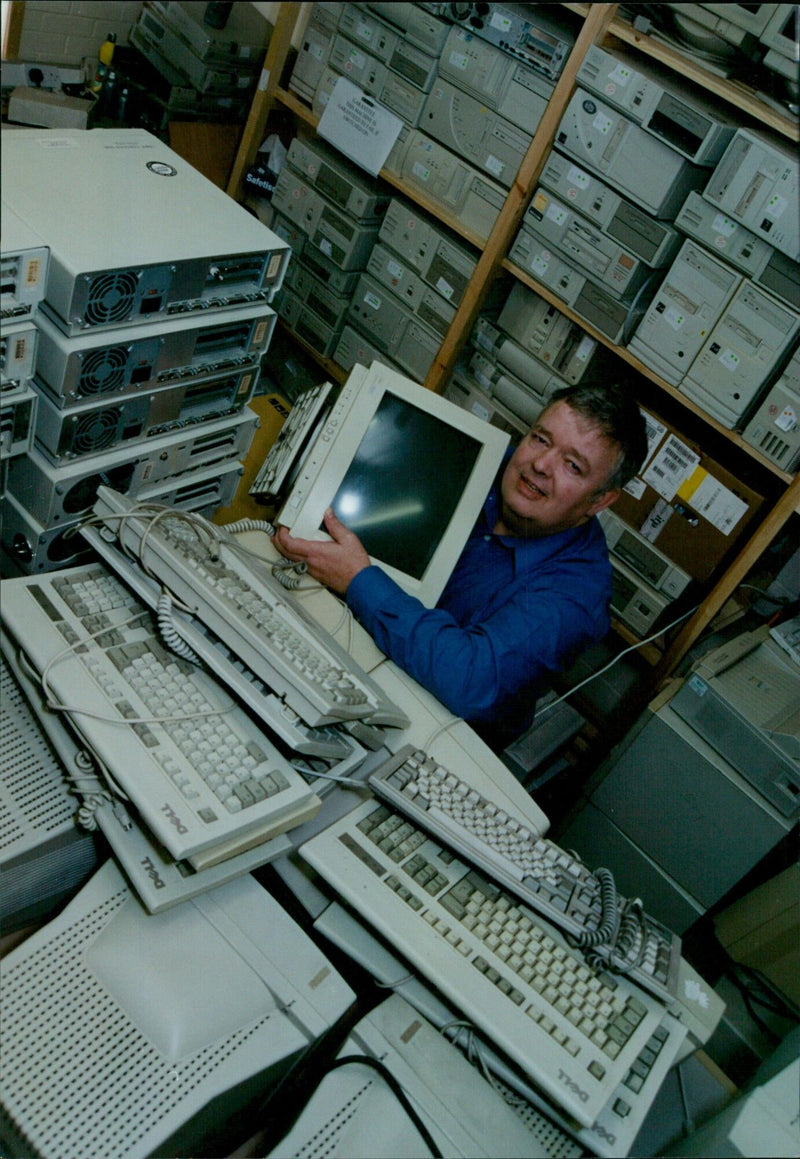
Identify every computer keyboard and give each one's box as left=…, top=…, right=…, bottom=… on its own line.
left=300, top=798, right=669, bottom=1129
left=368, top=746, right=681, bottom=1005
left=90, top=485, right=409, bottom=731
left=250, top=380, right=334, bottom=498
left=0, top=562, right=322, bottom=865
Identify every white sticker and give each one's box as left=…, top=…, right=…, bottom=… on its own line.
left=474, top=368, right=492, bottom=390
left=386, top=258, right=405, bottom=279
left=490, top=12, right=512, bottom=31
left=711, top=213, right=737, bottom=237
left=355, top=19, right=372, bottom=40
left=575, top=336, right=594, bottom=362
left=609, top=63, right=632, bottom=85
left=624, top=476, right=647, bottom=500
left=688, top=476, right=748, bottom=535
left=412, top=161, right=430, bottom=181
left=348, top=48, right=366, bottom=69
left=436, top=277, right=454, bottom=300
left=664, top=305, right=686, bottom=331
left=643, top=434, right=700, bottom=500
left=640, top=497, right=672, bottom=542
left=364, top=290, right=381, bottom=310
left=475, top=330, right=493, bottom=353
left=546, top=202, right=569, bottom=225
left=485, top=154, right=505, bottom=177
left=530, top=253, right=550, bottom=276
left=310, top=43, right=325, bottom=60
left=319, top=238, right=333, bottom=256
left=471, top=401, right=492, bottom=421
left=719, top=348, right=740, bottom=371
left=640, top=411, right=668, bottom=469
left=775, top=406, right=797, bottom=432
left=449, top=51, right=469, bottom=69
left=765, top=193, right=787, bottom=220
left=566, top=164, right=590, bottom=189
left=593, top=112, right=613, bottom=134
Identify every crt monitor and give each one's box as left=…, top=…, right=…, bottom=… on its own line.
left=277, top=362, right=510, bottom=607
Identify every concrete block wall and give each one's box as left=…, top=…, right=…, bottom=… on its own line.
left=16, top=1, right=143, bottom=67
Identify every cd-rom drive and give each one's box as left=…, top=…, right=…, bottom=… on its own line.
left=366, top=244, right=456, bottom=338
left=628, top=241, right=743, bottom=385
left=555, top=91, right=706, bottom=219
left=421, top=78, right=534, bottom=189
left=271, top=167, right=381, bottom=270
left=399, top=133, right=506, bottom=243
left=437, top=25, right=554, bottom=135
left=508, top=228, right=645, bottom=345
left=286, top=136, right=390, bottom=223
left=490, top=288, right=602, bottom=383
left=538, top=151, right=682, bottom=268
left=610, top=556, right=671, bottom=636
left=378, top=199, right=478, bottom=308
left=1, top=321, right=38, bottom=387
left=34, top=368, right=258, bottom=463
left=3, top=130, right=289, bottom=334
left=576, top=45, right=736, bottom=166
left=674, top=192, right=800, bottom=309
left=1, top=202, right=49, bottom=322
left=703, top=129, right=799, bottom=261
left=364, top=3, right=451, bottom=56
left=680, top=282, right=800, bottom=428
left=524, top=188, right=655, bottom=298
left=34, top=303, right=274, bottom=407
left=597, top=509, right=692, bottom=599
left=9, top=410, right=257, bottom=527
left=346, top=274, right=441, bottom=380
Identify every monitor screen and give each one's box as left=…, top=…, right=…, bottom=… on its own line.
left=278, top=362, right=510, bottom=606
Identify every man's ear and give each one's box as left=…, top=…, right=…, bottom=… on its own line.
left=587, top=488, right=621, bottom=518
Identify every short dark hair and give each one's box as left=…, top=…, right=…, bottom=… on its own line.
left=548, top=381, right=648, bottom=492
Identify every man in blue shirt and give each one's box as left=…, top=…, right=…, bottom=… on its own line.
left=275, top=381, right=648, bottom=750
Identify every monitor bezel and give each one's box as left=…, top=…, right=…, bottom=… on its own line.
left=277, top=361, right=510, bottom=607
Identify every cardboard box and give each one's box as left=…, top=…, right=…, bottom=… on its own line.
left=7, top=86, right=94, bottom=130
left=614, top=407, right=765, bottom=582
left=714, top=864, right=800, bottom=1007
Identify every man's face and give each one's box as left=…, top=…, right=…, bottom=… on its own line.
left=497, top=400, right=622, bottom=537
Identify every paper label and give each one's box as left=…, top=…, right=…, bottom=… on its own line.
left=719, top=348, right=740, bottom=371
left=775, top=406, right=797, bottom=432
left=485, top=154, right=505, bottom=177
left=475, top=330, right=493, bottom=354
left=471, top=400, right=491, bottom=421
left=664, top=305, right=686, bottom=330
left=639, top=410, right=668, bottom=470
left=680, top=472, right=748, bottom=535
left=317, top=77, right=403, bottom=177
left=567, top=164, right=590, bottom=188
left=711, top=213, right=737, bottom=237
left=474, top=368, right=492, bottom=391
left=436, top=277, right=454, bottom=300
left=640, top=497, right=672, bottom=542
left=624, top=476, right=647, bottom=500
left=530, top=253, right=550, bottom=276
left=348, top=49, right=366, bottom=69
left=449, top=51, right=469, bottom=69
left=364, top=290, right=381, bottom=310
left=490, top=12, right=512, bottom=31
left=609, top=63, right=632, bottom=85
left=575, top=336, right=594, bottom=361
left=593, top=112, right=613, bottom=134
left=386, top=258, right=404, bottom=279
left=412, top=160, right=430, bottom=181
left=643, top=434, right=700, bottom=500
left=765, top=193, right=787, bottom=220
left=546, top=202, right=569, bottom=225
left=319, top=238, right=333, bottom=256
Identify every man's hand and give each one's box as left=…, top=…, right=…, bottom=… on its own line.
left=273, top=508, right=371, bottom=596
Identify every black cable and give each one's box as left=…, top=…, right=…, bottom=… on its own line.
left=321, top=1054, right=444, bottom=1159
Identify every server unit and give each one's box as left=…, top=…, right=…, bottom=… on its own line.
left=674, top=190, right=800, bottom=309
left=445, top=367, right=531, bottom=437
left=345, top=273, right=442, bottom=380
left=271, top=167, right=382, bottom=270
left=278, top=288, right=347, bottom=359
left=437, top=24, right=555, bottom=135
left=538, top=151, right=683, bottom=269
left=288, top=2, right=341, bottom=102
left=576, top=45, right=737, bottom=166
left=364, top=2, right=452, bottom=55
left=366, top=244, right=456, bottom=338
left=398, top=132, right=506, bottom=243
left=1, top=130, right=289, bottom=334
left=33, top=303, right=275, bottom=407
left=333, top=323, right=404, bottom=377
left=1, top=202, right=49, bottom=323
left=609, top=555, right=672, bottom=636
left=286, top=135, right=391, bottom=222
left=132, top=5, right=261, bottom=94
left=420, top=78, right=534, bottom=190
left=150, top=0, right=274, bottom=63
left=628, top=240, right=743, bottom=385
left=446, top=2, right=575, bottom=81
left=742, top=348, right=800, bottom=471
left=8, top=409, right=259, bottom=528
left=680, top=281, right=800, bottom=428
left=554, top=90, right=707, bottom=219
left=378, top=199, right=478, bottom=308
left=491, top=287, right=603, bottom=383
left=703, top=129, right=799, bottom=261
left=597, top=508, right=693, bottom=599
left=467, top=348, right=561, bottom=425
left=32, top=369, right=259, bottom=464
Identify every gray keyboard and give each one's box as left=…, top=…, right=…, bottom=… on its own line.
left=250, top=380, right=333, bottom=497
left=369, top=746, right=681, bottom=1004
left=301, top=797, right=668, bottom=1129
left=91, top=485, right=409, bottom=731
left=0, top=563, right=321, bottom=864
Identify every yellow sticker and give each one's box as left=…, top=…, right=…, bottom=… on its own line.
left=676, top=465, right=707, bottom=504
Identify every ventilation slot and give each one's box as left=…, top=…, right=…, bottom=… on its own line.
left=84, top=272, right=139, bottom=326
left=78, top=347, right=129, bottom=395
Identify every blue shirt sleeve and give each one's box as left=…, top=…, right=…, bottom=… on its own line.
left=346, top=559, right=608, bottom=724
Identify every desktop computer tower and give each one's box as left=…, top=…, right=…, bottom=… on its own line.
left=557, top=696, right=793, bottom=935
